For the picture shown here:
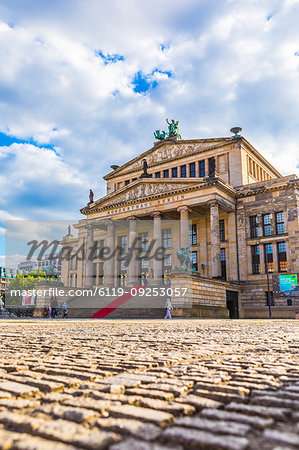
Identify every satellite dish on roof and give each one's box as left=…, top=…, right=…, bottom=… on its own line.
left=230, top=127, right=242, bottom=137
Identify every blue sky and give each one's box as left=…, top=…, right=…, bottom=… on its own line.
left=1, top=0, right=299, bottom=266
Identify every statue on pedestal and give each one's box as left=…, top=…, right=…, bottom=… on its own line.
left=139, top=159, right=151, bottom=178
left=89, top=189, right=94, bottom=204
left=176, top=246, right=194, bottom=271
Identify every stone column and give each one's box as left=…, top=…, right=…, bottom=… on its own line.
left=152, top=211, right=163, bottom=284
left=127, top=216, right=138, bottom=285
left=209, top=201, right=221, bottom=278
left=95, top=262, right=100, bottom=286
left=85, top=225, right=95, bottom=287
left=177, top=206, right=190, bottom=249
left=104, top=219, right=115, bottom=286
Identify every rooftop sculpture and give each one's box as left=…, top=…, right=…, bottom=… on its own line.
left=154, top=118, right=181, bottom=141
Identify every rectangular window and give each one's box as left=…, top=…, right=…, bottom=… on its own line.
left=263, top=214, right=272, bottom=236
left=250, top=215, right=259, bottom=238
left=199, top=160, right=205, bottom=177
left=125, top=180, right=130, bottom=185
left=189, top=162, right=196, bottom=177
left=191, top=251, right=198, bottom=271
left=189, top=224, right=197, bottom=245
left=163, top=254, right=172, bottom=267
left=163, top=169, right=169, bottom=178
left=264, top=243, right=274, bottom=273
left=118, top=235, right=127, bottom=254
left=120, top=259, right=127, bottom=272
left=162, top=229, right=172, bottom=248
left=251, top=244, right=260, bottom=274
left=277, top=241, right=287, bottom=272
left=172, top=167, right=178, bottom=177
left=138, top=232, right=148, bottom=251
left=275, top=211, right=285, bottom=235
left=141, top=257, right=148, bottom=269
left=180, top=165, right=187, bottom=177
left=155, top=172, right=161, bottom=178
left=219, top=219, right=225, bottom=242
left=220, top=248, right=226, bottom=280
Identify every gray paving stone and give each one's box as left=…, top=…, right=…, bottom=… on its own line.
left=175, top=416, right=250, bottom=436
left=97, top=417, right=162, bottom=440
left=263, top=429, right=299, bottom=447
left=201, top=408, right=274, bottom=429
left=110, top=437, right=182, bottom=450
left=109, top=405, right=174, bottom=427
left=163, top=426, right=249, bottom=449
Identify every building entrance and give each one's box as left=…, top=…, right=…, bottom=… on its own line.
left=226, top=290, right=239, bottom=319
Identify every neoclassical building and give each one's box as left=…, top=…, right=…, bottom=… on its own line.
left=60, top=126, right=299, bottom=318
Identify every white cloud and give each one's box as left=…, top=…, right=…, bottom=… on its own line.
left=0, top=0, right=298, bottom=239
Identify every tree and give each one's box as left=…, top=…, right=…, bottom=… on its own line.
left=5, top=269, right=57, bottom=307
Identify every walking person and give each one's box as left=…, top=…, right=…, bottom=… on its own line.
left=164, top=298, right=173, bottom=320
left=51, top=296, right=58, bottom=318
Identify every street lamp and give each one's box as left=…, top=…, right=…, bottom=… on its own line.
left=265, top=251, right=272, bottom=319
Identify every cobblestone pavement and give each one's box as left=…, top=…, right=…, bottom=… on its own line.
left=0, top=319, right=298, bottom=450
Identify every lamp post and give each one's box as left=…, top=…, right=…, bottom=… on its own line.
left=265, top=251, right=272, bottom=319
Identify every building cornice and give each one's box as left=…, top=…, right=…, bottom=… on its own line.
left=236, top=175, right=298, bottom=198
left=81, top=177, right=236, bottom=216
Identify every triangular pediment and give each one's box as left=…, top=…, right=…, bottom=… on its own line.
left=105, top=138, right=233, bottom=180
left=84, top=179, right=202, bottom=213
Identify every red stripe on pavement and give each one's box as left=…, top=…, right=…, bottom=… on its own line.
left=89, top=286, right=144, bottom=318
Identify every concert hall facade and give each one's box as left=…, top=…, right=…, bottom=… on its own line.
left=60, top=128, right=299, bottom=318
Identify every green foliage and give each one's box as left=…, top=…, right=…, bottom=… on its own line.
left=5, top=269, right=56, bottom=306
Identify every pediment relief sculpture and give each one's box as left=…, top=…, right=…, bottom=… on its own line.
left=103, top=183, right=191, bottom=207
left=119, top=142, right=221, bottom=175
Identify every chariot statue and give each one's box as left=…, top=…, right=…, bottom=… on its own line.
left=154, top=118, right=181, bottom=141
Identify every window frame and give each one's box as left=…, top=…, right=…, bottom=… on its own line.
left=189, top=162, right=196, bottom=177
left=262, top=214, right=272, bottom=237
left=275, top=211, right=285, bottom=235
left=199, top=160, right=205, bottom=177
left=180, top=165, right=187, bottom=178
left=249, top=215, right=259, bottom=238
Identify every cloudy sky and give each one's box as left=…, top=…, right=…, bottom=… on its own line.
left=1, top=0, right=299, bottom=265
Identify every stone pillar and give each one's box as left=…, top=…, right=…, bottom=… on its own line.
left=95, top=262, right=100, bottom=286
left=127, top=216, right=138, bottom=285
left=104, top=219, right=115, bottom=286
left=152, top=211, right=163, bottom=284
left=209, top=201, right=221, bottom=278
left=177, top=206, right=190, bottom=249
left=85, top=225, right=95, bottom=287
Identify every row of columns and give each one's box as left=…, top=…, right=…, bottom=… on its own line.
left=84, top=201, right=222, bottom=287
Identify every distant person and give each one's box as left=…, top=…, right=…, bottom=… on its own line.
left=51, top=296, right=58, bottom=318
left=62, top=302, right=68, bottom=318
left=164, top=298, right=173, bottom=320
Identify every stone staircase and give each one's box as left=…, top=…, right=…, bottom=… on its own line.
left=66, top=285, right=168, bottom=319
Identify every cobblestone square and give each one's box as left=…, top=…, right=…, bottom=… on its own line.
left=0, top=319, right=298, bottom=449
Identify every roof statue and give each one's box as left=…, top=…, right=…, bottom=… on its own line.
left=139, top=159, right=151, bottom=178
left=154, top=118, right=181, bottom=141
left=89, top=189, right=94, bottom=204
